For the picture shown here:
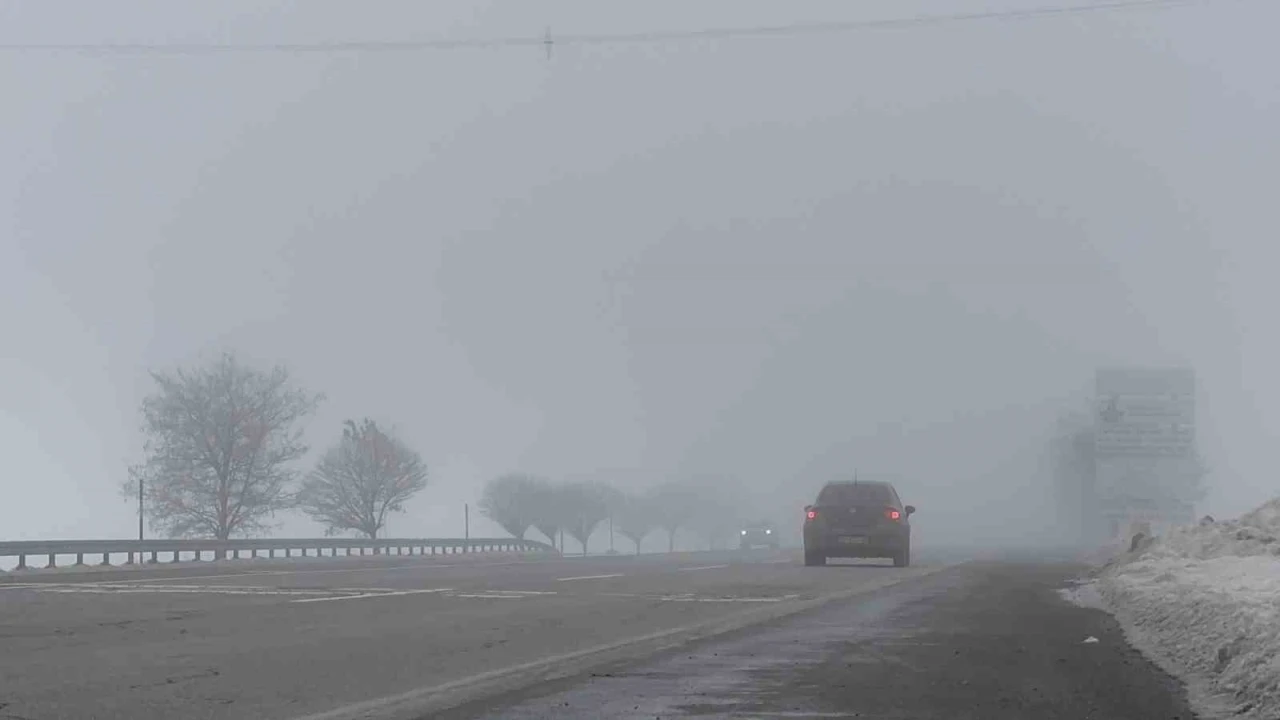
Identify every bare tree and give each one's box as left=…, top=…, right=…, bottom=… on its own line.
left=650, top=480, right=699, bottom=553
left=477, top=473, right=543, bottom=539
left=615, top=491, right=655, bottom=555
left=560, top=481, right=613, bottom=556
left=126, top=352, right=321, bottom=540
left=297, top=419, right=428, bottom=539
left=527, top=476, right=565, bottom=550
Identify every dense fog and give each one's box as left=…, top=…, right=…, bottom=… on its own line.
left=4, top=0, right=1278, bottom=552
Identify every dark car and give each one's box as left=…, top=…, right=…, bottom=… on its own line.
left=802, top=480, right=915, bottom=567
left=739, top=521, right=780, bottom=550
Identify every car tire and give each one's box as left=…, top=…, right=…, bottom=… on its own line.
left=893, top=542, right=911, bottom=568
left=803, top=548, right=825, bottom=567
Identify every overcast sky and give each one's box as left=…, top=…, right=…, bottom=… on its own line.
left=3, top=0, right=1277, bottom=547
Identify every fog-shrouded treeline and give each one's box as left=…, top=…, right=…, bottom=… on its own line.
left=126, top=351, right=779, bottom=551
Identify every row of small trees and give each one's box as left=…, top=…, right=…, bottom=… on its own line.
left=126, top=352, right=760, bottom=548
left=127, top=353, right=426, bottom=540
left=477, top=473, right=751, bottom=554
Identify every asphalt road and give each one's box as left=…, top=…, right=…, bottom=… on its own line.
left=0, top=551, right=1195, bottom=720
left=450, top=561, right=1197, bottom=720
left=0, top=548, right=942, bottom=720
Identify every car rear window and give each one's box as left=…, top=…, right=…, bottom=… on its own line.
left=817, top=483, right=893, bottom=506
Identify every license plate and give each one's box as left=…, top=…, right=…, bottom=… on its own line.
left=838, top=536, right=867, bottom=545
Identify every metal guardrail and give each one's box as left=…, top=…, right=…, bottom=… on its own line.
left=0, top=537, right=556, bottom=571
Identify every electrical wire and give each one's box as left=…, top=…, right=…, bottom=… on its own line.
left=0, top=0, right=1233, bottom=55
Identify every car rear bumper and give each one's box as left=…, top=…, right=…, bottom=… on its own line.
left=804, top=528, right=907, bottom=558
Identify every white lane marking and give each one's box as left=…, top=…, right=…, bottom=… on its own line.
left=661, top=596, right=785, bottom=603
left=451, top=593, right=528, bottom=599
left=747, top=707, right=865, bottom=712
left=556, top=573, right=624, bottom=582
left=292, top=589, right=451, bottom=604
left=677, top=564, right=730, bottom=572
left=80, top=559, right=542, bottom=585
left=30, top=585, right=338, bottom=597
left=599, top=591, right=799, bottom=603
left=475, top=590, right=557, bottom=595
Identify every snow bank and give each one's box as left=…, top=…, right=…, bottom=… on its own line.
left=1093, top=498, right=1280, bottom=719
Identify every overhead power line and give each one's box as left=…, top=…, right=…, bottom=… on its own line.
left=0, top=0, right=1234, bottom=54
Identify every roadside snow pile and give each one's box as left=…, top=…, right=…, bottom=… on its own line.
left=1144, top=498, right=1280, bottom=562
left=1096, top=498, right=1280, bottom=719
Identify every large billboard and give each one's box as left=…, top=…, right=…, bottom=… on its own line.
left=1093, top=367, right=1198, bottom=530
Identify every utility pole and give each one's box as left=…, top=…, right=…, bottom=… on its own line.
left=464, top=503, right=470, bottom=551
left=608, top=515, right=615, bottom=553
left=137, top=476, right=144, bottom=541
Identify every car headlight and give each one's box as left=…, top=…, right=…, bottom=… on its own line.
left=765, top=529, right=772, bottom=534
left=740, top=530, right=747, bottom=535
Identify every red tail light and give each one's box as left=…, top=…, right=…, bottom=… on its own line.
left=886, top=509, right=902, bottom=521
left=806, top=510, right=817, bottom=520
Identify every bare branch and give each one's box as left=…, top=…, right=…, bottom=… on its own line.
left=297, top=419, right=428, bottom=539
left=477, top=474, right=544, bottom=540
left=127, top=352, right=321, bottom=539
left=559, top=480, right=613, bottom=556
left=614, top=491, right=656, bottom=555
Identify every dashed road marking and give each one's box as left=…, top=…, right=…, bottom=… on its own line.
left=601, top=591, right=802, bottom=603
left=22, top=584, right=340, bottom=597
left=292, top=589, right=451, bottom=604
left=678, top=564, right=730, bottom=572
left=74, top=559, right=543, bottom=585
left=661, top=596, right=786, bottom=603
left=556, top=573, right=625, bottom=582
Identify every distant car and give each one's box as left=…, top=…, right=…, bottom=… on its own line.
left=739, top=521, right=780, bottom=550
left=802, top=480, right=915, bottom=567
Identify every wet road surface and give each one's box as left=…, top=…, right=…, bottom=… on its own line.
left=449, top=561, right=1196, bottom=720
left=0, top=548, right=947, bottom=720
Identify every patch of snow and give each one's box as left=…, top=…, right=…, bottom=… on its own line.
left=1088, top=497, right=1280, bottom=720
left=1057, top=581, right=1105, bottom=610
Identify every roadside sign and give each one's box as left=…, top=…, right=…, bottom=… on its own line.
left=1093, top=366, right=1199, bottom=528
